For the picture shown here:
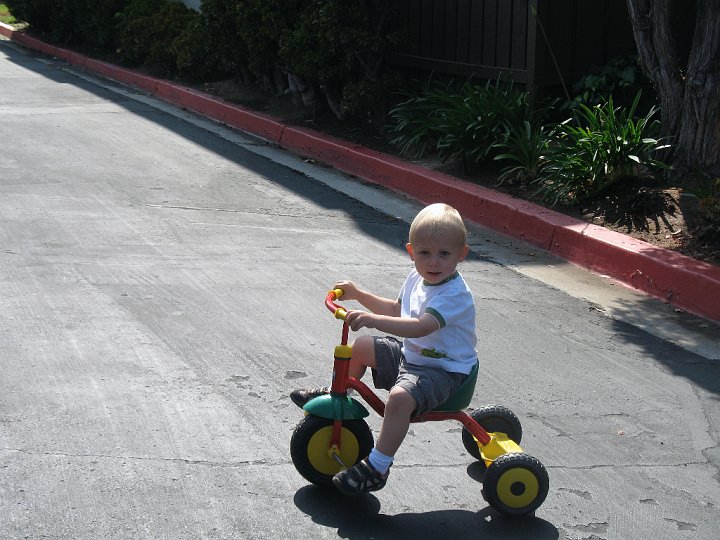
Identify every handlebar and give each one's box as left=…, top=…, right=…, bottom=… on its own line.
left=325, top=288, right=347, bottom=320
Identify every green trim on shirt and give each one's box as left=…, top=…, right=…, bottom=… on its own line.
left=425, top=307, right=446, bottom=328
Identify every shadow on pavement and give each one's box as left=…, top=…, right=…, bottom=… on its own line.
left=607, top=296, right=720, bottom=396
left=0, top=39, right=415, bottom=254
left=293, top=485, right=559, bottom=540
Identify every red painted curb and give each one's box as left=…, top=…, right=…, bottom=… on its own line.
left=4, top=25, right=719, bottom=321
left=0, top=22, right=11, bottom=38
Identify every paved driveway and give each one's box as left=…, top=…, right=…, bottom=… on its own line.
left=1, top=38, right=719, bottom=539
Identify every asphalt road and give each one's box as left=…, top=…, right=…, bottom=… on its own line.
left=1, top=38, right=719, bottom=540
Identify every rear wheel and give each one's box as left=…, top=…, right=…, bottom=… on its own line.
left=482, top=453, right=549, bottom=516
left=290, top=415, right=373, bottom=487
left=462, top=405, right=522, bottom=463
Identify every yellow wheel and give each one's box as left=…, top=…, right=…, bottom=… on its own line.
left=290, top=415, right=373, bottom=487
left=482, top=453, right=549, bottom=516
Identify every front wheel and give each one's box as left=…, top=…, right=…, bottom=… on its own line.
left=482, top=453, right=549, bottom=516
left=290, top=415, right=374, bottom=487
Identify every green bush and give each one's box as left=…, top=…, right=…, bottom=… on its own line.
left=390, top=80, right=550, bottom=172
left=0, top=3, right=18, bottom=24
left=389, top=81, right=460, bottom=159
left=114, top=0, right=198, bottom=75
left=240, top=0, right=292, bottom=81
left=534, top=93, right=670, bottom=206
left=390, top=81, right=669, bottom=205
left=9, top=0, right=201, bottom=75
left=79, top=0, right=125, bottom=49
left=199, top=0, right=250, bottom=79
left=433, top=81, right=506, bottom=167
left=5, top=0, right=55, bottom=36
left=493, top=121, right=554, bottom=186
left=491, top=94, right=557, bottom=186
left=6, top=0, right=123, bottom=47
left=278, top=0, right=400, bottom=123
left=568, top=55, right=647, bottom=110
left=171, top=16, right=218, bottom=80
left=195, top=1, right=400, bottom=123
left=8, top=0, right=400, bottom=123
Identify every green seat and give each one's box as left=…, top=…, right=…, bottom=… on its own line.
left=432, top=361, right=479, bottom=412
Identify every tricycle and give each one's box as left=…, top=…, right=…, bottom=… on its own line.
left=290, top=288, right=549, bottom=516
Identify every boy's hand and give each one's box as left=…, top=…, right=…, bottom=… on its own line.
left=345, top=310, right=377, bottom=331
left=332, top=280, right=400, bottom=318
left=346, top=309, right=438, bottom=338
left=333, top=280, right=361, bottom=301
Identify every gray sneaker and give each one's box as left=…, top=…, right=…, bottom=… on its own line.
left=332, top=458, right=389, bottom=496
left=289, top=386, right=329, bottom=408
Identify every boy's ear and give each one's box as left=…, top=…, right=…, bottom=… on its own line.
left=459, top=244, right=469, bottom=261
left=406, top=243, right=414, bottom=259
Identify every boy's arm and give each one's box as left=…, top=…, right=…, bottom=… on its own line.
left=345, top=311, right=439, bottom=338
left=334, top=280, right=400, bottom=317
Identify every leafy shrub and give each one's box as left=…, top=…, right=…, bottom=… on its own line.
left=0, top=3, right=18, bottom=24
left=201, top=0, right=400, bottom=123
left=491, top=93, right=557, bottom=185
left=171, top=16, right=222, bottom=80
left=78, top=0, right=125, bottom=49
left=7, top=0, right=123, bottom=47
left=199, top=0, right=250, bottom=79
left=432, top=81, right=508, bottom=168
left=240, top=0, right=294, bottom=81
left=388, top=82, right=452, bottom=158
left=568, top=55, right=645, bottom=109
left=8, top=0, right=400, bottom=123
left=493, top=120, right=554, bottom=186
left=5, top=0, right=54, bottom=36
left=115, top=0, right=198, bottom=75
left=533, top=93, right=670, bottom=206
left=278, top=0, right=400, bottom=123
left=390, top=80, right=550, bottom=172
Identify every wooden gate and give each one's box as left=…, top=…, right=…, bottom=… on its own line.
left=391, top=0, right=636, bottom=91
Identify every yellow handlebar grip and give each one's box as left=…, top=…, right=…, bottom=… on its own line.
left=334, top=308, right=348, bottom=320
left=331, top=288, right=344, bottom=299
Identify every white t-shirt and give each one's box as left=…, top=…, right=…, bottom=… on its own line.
left=398, top=270, right=477, bottom=374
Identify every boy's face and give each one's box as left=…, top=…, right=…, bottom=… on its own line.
left=406, top=232, right=469, bottom=285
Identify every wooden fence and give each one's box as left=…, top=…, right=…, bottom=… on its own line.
left=391, top=0, right=637, bottom=92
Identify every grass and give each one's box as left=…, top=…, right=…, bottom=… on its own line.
left=0, top=4, right=17, bottom=25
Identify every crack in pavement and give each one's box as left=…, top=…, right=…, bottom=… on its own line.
left=0, top=447, right=288, bottom=469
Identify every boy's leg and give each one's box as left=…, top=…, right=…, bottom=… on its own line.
left=374, top=386, right=416, bottom=457
left=348, top=335, right=377, bottom=379
left=332, top=385, right=415, bottom=495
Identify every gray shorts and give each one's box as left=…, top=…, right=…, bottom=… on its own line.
left=371, top=336, right=468, bottom=416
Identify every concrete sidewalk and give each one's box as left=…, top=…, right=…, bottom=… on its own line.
left=2, top=23, right=719, bottom=322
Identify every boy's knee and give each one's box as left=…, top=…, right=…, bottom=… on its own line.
left=388, top=386, right=416, bottom=411
left=351, top=336, right=376, bottom=365
left=353, top=335, right=375, bottom=348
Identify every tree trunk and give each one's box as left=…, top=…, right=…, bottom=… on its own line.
left=675, top=0, right=720, bottom=175
left=626, top=0, right=720, bottom=177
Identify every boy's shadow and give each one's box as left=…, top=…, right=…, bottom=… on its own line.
left=293, top=464, right=559, bottom=540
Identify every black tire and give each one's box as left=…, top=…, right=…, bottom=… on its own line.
left=290, top=415, right=374, bottom=487
left=482, top=453, right=549, bottom=516
left=462, top=405, right=523, bottom=462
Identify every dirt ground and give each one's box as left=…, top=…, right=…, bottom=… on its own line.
left=199, top=78, right=720, bottom=268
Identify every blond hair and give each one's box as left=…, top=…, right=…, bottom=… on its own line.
left=409, top=203, right=467, bottom=246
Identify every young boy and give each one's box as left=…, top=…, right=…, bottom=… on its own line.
left=291, top=203, right=478, bottom=495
